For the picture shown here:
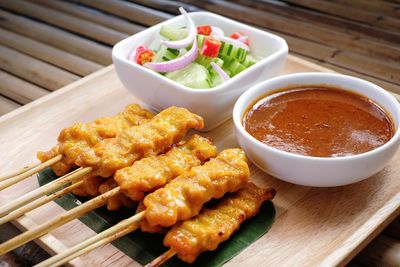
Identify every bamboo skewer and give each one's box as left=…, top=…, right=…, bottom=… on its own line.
left=0, top=162, right=41, bottom=182
left=0, top=167, right=92, bottom=218
left=0, top=154, right=62, bottom=190
left=145, top=249, right=177, bottom=267
left=34, top=211, right=145, bottom=267
left=0, top=180, right=84, bottom=225
left=0, top=185, right=120, bottom=255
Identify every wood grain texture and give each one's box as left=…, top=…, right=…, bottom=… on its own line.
left=30, top=0, right=145, bottom=36
left=284, top=0, right=400, bottom=32
left=354, top=234, right=400, bottom=267
left=0, top=45, right=79, bottom=91
left=0, top=57, right=399, bottom=266
left=332, top=0, right=400, bottom=18
left=0, top=0, right=128, bottom=46
left=72, top=0, right=171, bottom=26
left=231, top=0, right=400, bottom=62
left=0, top=9, right=112, bottom=65
left=0, top=95, right=19, bottom=115
left=0, top=71, right=48, bottom=105
left=0, top=28, right=102, bottom=76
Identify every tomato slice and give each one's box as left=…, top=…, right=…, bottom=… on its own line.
left=133, top=46, right=154, bottom=65
left=200, top=38, right=221, bottom=58
left=197, top=25, right=212, bottom=36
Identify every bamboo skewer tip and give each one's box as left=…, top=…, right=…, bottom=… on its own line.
left=145, top=249, right=177, bottom=267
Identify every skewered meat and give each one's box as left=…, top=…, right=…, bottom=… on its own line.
left=115, top=134, right=217, bottom=201
left=95, top=135, right=217, bottom=211
left=143, top=149, right=249, bottom=228
left=76, top=107, right=204, bottom=177
left=164, top=183, right=276, bottom=263
left=98, top=179, right=134, bottom=210
left=37, top=104, right=154, bottom=176
left=72, top=174, right=103, bottom=197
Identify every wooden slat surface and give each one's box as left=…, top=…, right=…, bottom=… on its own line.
left=0, top=95, right=19, bottom=115
left=0, top=71, right=48, bottom=105
left=0, top=0, right=399, bottom=266
left=0, top=9, right=112, bottom=65
left=0, top=28, right=102, bottom=76
left=72, top=0, right=171, bottom=26
left=0, top=45, right=79, bottom=91
left=31, top=0, right=145, bottom=35
left=285, top=0, right=400, bottom=32
left=0, top=0, right=128, bottom=46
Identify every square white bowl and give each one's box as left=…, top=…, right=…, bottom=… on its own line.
left=112, top=11, right=288, bottom=131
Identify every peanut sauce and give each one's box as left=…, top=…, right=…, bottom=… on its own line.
left=243, top=86, right=395, bottom=157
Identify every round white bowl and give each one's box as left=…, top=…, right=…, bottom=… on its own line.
left=233, top=72, right=400, bottom=187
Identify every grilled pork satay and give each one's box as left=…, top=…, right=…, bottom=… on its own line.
left=76, top=106, right=204, bottom=178
left=37, top=104, right=154, bottom=176
left=164, top=183, right=276, bottom=263
left=98, top=178, right=135, bottom=210
left=72, top=174, right=104, bottom=197
left=95, top=135, right=217, bottom=211
left=114, top=134, right=217, bottom=201
left=143, top=149, right=250, bottom=228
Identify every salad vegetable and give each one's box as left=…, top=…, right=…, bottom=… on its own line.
left=128, top=7, right=259, bottom=89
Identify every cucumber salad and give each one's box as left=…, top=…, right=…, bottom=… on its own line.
left=128, top=7, right=259, bottom=89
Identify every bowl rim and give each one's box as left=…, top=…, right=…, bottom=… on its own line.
left=233, top=72, right=400, bottom=162
left=112, top=11, right=288, bottom=94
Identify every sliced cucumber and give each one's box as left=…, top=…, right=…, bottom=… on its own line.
left=218, top=41, right=248, bottom=63
left=165, top=63, right=211, bottom=89
left=243, top=54, right=259, bottom=67
left=222, top=57, right=246, bottom=76
left=208, top=68, right=224, bottom=87
left=160, top=25, right=188, bottom=41
left=196, top=55, right=224, bottom=68
left=153, top=46, right=180, bottom=62
left=197, top=34, right=207, bottom=48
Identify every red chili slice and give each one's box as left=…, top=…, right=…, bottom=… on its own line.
left=134, top=46, right=154, bottom=65
left=200, top=38, right=221, bottom=58
left=197, top=25, right=212, bottom=36
left=230, top=32, right=249, bottom=45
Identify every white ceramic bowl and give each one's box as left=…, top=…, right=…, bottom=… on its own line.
left=233, top=72, right=400, bottom=187
left=113, top=11, right=288, bottom=131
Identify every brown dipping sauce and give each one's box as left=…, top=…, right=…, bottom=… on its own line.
left=243, top=86, right=395, bottom=157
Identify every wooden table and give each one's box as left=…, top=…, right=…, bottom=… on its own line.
left=0, top=1, right=399, bottom=266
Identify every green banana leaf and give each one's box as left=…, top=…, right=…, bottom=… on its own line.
left=38, top=168, right=275, bottom=266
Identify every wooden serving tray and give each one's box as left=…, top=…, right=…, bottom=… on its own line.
left=1, top=55, right=399, bottom=266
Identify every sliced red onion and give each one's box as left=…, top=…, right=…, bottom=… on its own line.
left=237, top=35, right=249, bottom=44
left=214, top=35, right=249, bottom=51
left=211, top=26, right=224, bottom=37
left=145, top=37, right=198, bottom=72
left=162, top=7, right=196, bottom=49
left=211, top=62, right=230, bottom=82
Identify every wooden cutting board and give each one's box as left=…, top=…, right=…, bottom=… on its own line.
left=0, top=55, right=399, bottom=267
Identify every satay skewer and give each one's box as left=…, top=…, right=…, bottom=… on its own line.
left=0, top=107, right=203, bottom=218
left=0, top=185, right=120, bottom=255
left=0, top=155, right=62, bottom=190
left=32, top=149, right=250, bottom=266
left=0, top=161, right=49, bottom=182
left=0, top=167, right=92, bottom=218
left=0, top=104, right=154, bottom=186
left=0, top=135, right=217, bottom=254
left=146, top=183, right=276, bottom=267
left=35, top=211, right=145, bottom=267
left=0, top=180, right=84, bottom=225
left=0, top=134, right=216, bottom=224
left=146, top=249, right=176, bottom=267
